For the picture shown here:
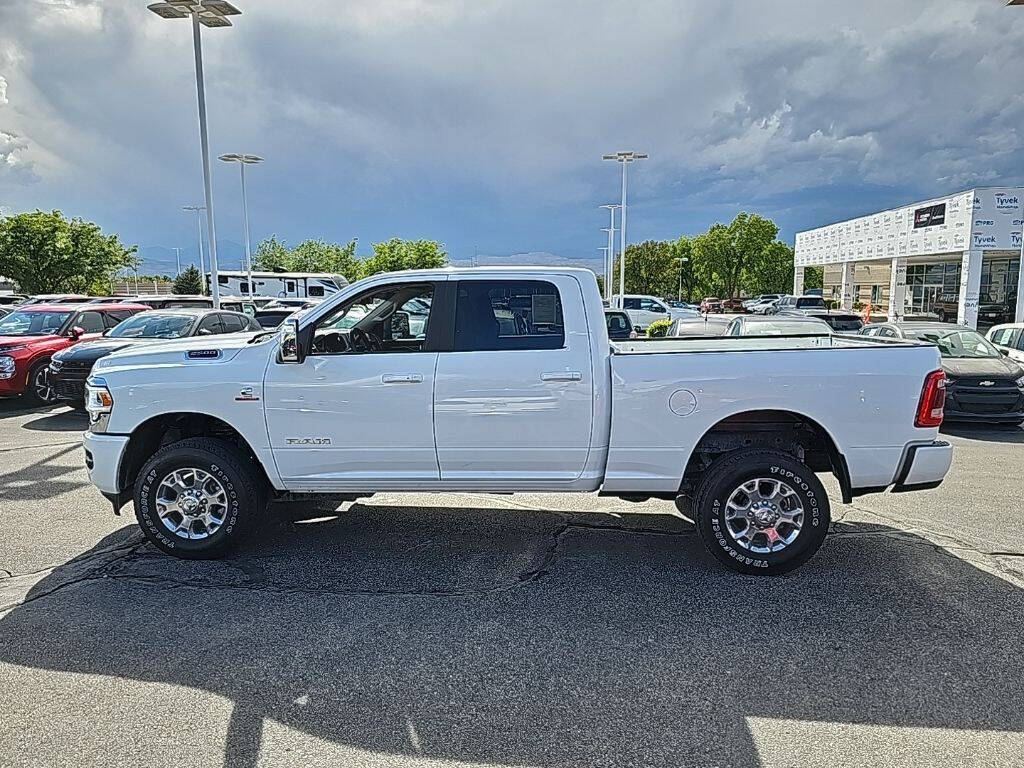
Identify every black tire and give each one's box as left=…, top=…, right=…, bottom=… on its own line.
left=134, top=438, right=266, bottom=559
left=22, top=360, right=56, bottom=406
left=693, top=449, right=830, bottom=575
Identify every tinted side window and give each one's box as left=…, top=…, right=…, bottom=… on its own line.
left=221, top=313, right=245, bottom=333
left=1014, top=330, right=1024, bottom=351
left=623, top=298, right=641, bottom=310
left=308, top=286, right=325, bottom=297
left=104, top=310, right=133, bottom=327
left=453, top=281, right=564, bottom=352
left=75, top=311, right=105, bottom=334
left=197, top=315, right=223, bottom=335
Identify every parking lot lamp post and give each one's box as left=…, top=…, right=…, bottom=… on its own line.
left=1011, top=2, right=1024, bottom=320
left=182, top=205, right=207, bottom=292
left=602, top=152, right=647, bottom=306
left=218, top=153, right=263, bottom=298
left=148, top=0, right=242, bottom=308
left=678, top=257, right=689, bottom=303
left=599, top=204, right=619, bottom=300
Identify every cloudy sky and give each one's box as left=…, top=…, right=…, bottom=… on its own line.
left=2, top=0, right=1024, bottom=273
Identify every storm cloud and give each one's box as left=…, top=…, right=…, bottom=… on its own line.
left=1, top=0, right=1023, bottom=270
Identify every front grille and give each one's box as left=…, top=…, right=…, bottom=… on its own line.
left=948, top=378, right=1024, bottom=415
left=52, top=379, right=86, bottom=400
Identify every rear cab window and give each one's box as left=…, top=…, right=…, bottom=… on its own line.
left=453, top=280, right=565, bottom=351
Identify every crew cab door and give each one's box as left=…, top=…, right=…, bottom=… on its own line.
left=433, top=276, right=594, bottom=483
left=263, top=278, right=445, bottom=489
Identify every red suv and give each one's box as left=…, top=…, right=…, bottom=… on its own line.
left=0, top=303, right=148, bottom=405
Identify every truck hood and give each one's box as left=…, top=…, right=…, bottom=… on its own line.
left=92, top=332, right=261, bottom=373
left=942, top=355, right=1023, bottom=380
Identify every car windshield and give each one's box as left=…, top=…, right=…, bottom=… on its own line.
left=0, top=310, right=71, bottom=336
left=908, top=329, right=1003, bottom=359
left=743, top=320, right=831, bottom=336
left=107, top=313, right=195, bottom=339
left=795, top=297, right=827, bottom=309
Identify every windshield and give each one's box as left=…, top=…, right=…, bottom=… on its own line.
left=0, top=310, right=72, bottom=336
left=908, top=329, right=1003, bottom=359
left=795, top=297, right=826, bottom=309
left=107, top=313, right=195, bottom=339
left=742, top=320, right=831, bottom=336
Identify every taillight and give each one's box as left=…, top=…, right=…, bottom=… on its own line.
left=915, top=370, right=946, bottom=428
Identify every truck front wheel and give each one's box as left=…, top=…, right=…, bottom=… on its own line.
left=133, top=438, right=266, bottom=559
left=693, top=449, right=830, bottom=575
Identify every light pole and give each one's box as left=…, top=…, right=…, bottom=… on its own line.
left=599, top=204, right=619, bottom=301
left=174, top=247, right=181, bottom=277
left=182, top=205, right=207, bottom=292
left=1009, top=2, right=1024, bottom=322
left=219, top=153, right=263, bottom=298
left=148, top=0, right=242, bottom=308
left=602, top=151, right=647, bottom=307
left=598, top=247, right=611, bottom=297
left=677, top=257, right=689, bottom=303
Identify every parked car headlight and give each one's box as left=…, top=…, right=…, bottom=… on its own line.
left=85, top=376, right=114, bottom=431
left=0, top=355, right=15, bottom=380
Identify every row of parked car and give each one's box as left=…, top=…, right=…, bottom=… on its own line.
left=0, top=293, right=318, bottom=406
left=650, top=307, right=1024, bottom=427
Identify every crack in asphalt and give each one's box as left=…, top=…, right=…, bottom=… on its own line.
left=4, top=503, right=1021, bottom=611
left=1, top=518, right=696, bottom=608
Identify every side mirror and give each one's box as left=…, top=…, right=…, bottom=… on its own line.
left=69, top=326, right=86, bottom=340
left=280, top=318, right=307, bottom=364
left=999, top=348, right=1009, bottom=356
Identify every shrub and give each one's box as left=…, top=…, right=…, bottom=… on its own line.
left=647, top=319, right=672, bottom=338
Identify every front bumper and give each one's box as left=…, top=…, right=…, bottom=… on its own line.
left=892, top=441, right=953, bottom=493
left=83, top=431, right=130, bottom=495
left=49, top=369, right=89, bottom=402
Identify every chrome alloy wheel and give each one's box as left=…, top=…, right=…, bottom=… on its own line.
left=33, top=366, right=56, bottom=403
left=723, top=477, right=804, bottom=554
left=155, top=468, right=229, bottom=540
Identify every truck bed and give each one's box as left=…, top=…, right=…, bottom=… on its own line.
left=612, top=335, right=920, bottom=354
left=603, top=333, right=943, bottom=494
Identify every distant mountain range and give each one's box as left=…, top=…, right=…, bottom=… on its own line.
left=449, top=251, right=603, bottom=273
left=134, top=241, right=246, bottom=277
left=136, top=245, right=603, bottom=278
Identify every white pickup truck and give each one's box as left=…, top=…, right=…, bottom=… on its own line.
left=82, top=267, right=952, bottom=574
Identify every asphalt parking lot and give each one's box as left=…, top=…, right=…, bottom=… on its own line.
left=1, top=402, right=1023, bottom=768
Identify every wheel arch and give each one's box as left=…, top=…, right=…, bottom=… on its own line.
left=117, top=411, right=273, bottom=499
left=680, top=408, right=853, bottom=503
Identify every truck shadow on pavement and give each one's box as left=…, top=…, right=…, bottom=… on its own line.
left=941, top=423, right=1024, bottom=444
left=1, top=503, right=1023, bottom=767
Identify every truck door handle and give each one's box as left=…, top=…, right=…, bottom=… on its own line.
left=540, top=371, right=582, bottom=382
left=381, top=373, right=424, bottom=384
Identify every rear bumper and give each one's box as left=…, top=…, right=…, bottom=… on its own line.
left=83, top=432, right=130, bottom=495
left=891, top=441, right=953, bottom=493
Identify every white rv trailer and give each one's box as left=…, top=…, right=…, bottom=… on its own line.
left=209, top=271, right=349, bottom=300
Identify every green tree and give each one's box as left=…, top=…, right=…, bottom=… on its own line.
left=743, top=240, right=795, bottom=295
left=173, top=264, right=204, bottom=295
left=803, top=265, right=824, bottom=292
left=362, top=238, right=447, bottom=277
left=0, top=210, right=137, bottom=295
left=669, top=236, right=700, bottom=302
left=252, top=235, right=290, bottom=272
left=612, top=240, right=676, bottom=296
left=691, top=213, right=778, bottom=299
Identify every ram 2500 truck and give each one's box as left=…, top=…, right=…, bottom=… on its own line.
left=82, top=267, right=952, bottom=574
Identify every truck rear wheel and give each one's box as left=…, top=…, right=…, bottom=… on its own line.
left=693, top=449, right=830, bottom=575
left=133, top=438, right=266, bottom=559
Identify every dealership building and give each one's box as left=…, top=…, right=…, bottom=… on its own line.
left=793, top=187, right=1024, bottom=329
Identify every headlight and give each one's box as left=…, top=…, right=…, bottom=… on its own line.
left=0, top=355, right=15, bottom=380
left=85, top=377, right=113, bottom=432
